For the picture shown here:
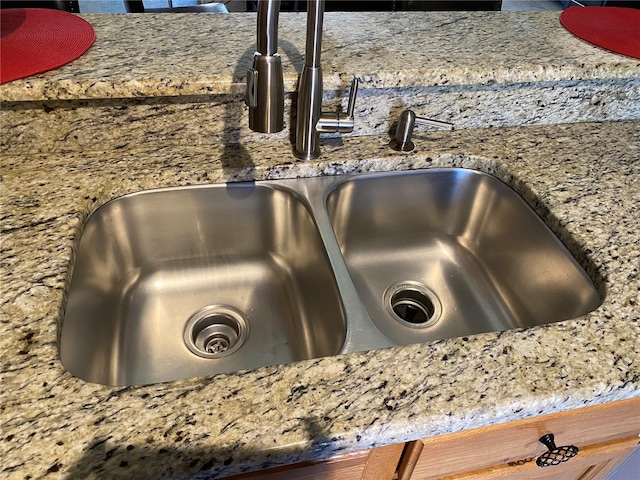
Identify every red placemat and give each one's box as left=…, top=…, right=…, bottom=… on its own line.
left=0, top=8, right=95, bottom=84
left=560, top=6, right=640, bottom=60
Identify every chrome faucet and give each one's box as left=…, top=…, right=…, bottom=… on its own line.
left=246, top=0, right=359, bottom=160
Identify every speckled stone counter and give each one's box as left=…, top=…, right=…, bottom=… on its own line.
left=2, top=12, right=639, bottom=158
left=1, top=10, right=639, bottom=480
left=1, top=11, right=639, bottom=101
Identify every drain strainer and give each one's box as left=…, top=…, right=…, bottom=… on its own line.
left=384, top=282, right=441, bottom=328
left=184, top=305, right=249, bottom=359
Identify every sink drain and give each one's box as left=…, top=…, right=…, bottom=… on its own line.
left=384, top=282, right=441, bottom=328
left=184, top=305, right=249, bottom=359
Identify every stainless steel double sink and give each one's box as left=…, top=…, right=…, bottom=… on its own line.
left=61, top=169, right=600, bottom=386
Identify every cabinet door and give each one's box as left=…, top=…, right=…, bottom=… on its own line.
left=408, top=397, right=640, bottom=480
left=434, top=435, right=639, bottom=480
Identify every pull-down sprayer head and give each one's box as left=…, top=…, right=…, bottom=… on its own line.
left=245, top=0, right=284, bottom=133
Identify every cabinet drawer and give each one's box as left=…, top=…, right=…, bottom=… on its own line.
left=439, top=436, right=639, bottom=480
left=411, top=397, right=640, bottom=479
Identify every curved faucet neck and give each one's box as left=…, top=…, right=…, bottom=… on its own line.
left=257, top=0, right=280, bottom=55
left=294, top=0, right=326, bottom=160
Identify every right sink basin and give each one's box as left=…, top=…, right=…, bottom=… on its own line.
left=326, top=169, right=601, bottom=346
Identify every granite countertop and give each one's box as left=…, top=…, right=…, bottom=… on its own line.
left=1, top=11, right=639, bottom=102
left=1, top=10, right=639, bottom=480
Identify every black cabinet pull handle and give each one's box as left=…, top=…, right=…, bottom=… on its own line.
left=536, top=433, right=579, bottom=467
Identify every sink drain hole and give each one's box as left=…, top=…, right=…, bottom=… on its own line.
left=384, top=282, right=441, bottom=328
left=184, top=305, right=249, bottom=359
left=205, top=335, right=230, bottom=354
left=391, top=290, right=434, bottom=324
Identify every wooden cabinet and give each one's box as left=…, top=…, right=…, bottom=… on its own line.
left=405, top=397, right=639, bottom=480
left=228, top=398, right=639, bottom=480
left=403, top=436, right=638, bottom=480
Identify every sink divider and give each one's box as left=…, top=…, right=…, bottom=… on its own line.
left=281, top=175, right=394, bottom=354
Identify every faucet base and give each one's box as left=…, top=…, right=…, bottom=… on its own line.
left=293, top=148, right=321, bottom=161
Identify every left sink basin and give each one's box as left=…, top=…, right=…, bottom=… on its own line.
left=61, top=184, right=346, bottom=386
